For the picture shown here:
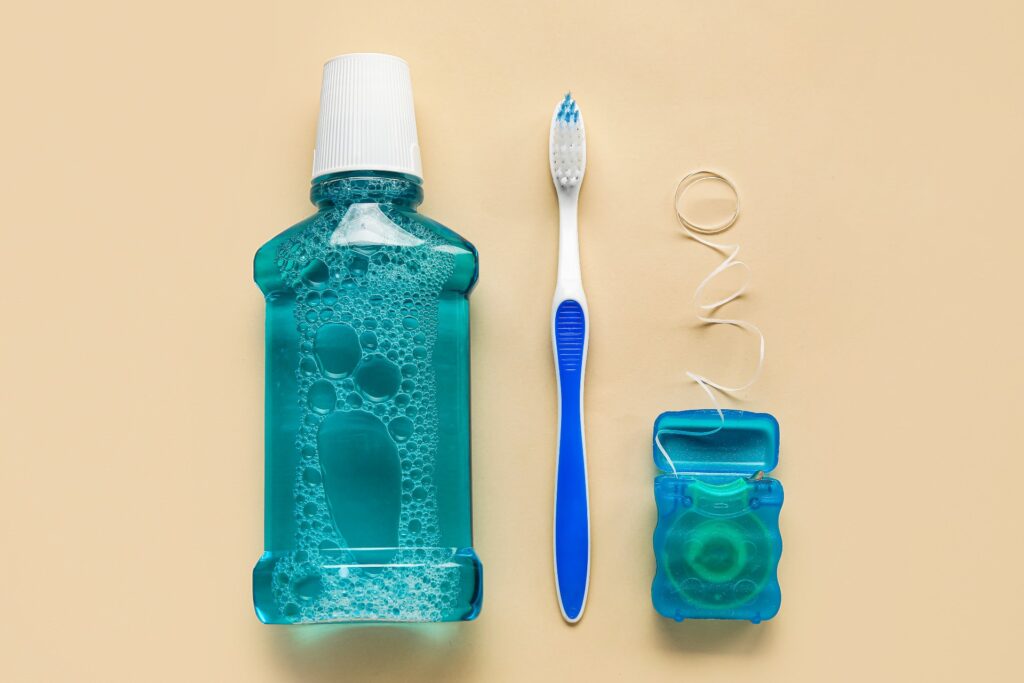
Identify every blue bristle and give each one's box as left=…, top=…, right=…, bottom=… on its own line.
left=558, top=92, right=577, bottom=123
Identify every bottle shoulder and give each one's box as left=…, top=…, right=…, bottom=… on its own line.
left=254, top=214, right=318, bottom=295
left=255, top=205, right=478, bottom=297
left=407, top=209, right=477, bottom=256
left=390, top=208, right=479, bottom=293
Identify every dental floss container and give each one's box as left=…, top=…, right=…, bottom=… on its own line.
left=651, top=409, right=783, bottom=622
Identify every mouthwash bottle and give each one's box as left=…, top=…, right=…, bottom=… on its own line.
left=252, top=53, right=482, bottom=623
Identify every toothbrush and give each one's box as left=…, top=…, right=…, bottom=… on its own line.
left=549, top=92, right=590, bottom=624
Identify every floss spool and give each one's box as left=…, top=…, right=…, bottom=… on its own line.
left=650, top=171, right=783, bottom=624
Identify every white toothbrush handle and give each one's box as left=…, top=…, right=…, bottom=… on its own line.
left=552, top=197, right=590, bottom=623
left=555, top=202, right=584, bottom=301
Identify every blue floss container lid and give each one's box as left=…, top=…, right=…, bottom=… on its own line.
left=653, top=409, right=779, bottom=476
left=651, top=409, right=783, bottom=622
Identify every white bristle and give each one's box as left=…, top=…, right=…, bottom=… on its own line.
left=550, top=93, right=587, bottom=192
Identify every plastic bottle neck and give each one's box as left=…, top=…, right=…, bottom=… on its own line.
left=311, top=170, right=423, bottom=210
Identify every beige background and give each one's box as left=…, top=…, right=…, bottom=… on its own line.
left=2, top=1, right=1022, bottom=681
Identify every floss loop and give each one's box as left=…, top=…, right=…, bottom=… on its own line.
left=655, top=171, right=765, bottom=475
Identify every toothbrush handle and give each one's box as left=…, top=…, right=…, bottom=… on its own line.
left=553, top=298, right=590, bottom=623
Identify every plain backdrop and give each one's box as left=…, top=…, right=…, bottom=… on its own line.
left=1, top=1, right=1022, bottom=681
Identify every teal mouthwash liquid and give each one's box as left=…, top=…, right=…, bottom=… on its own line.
left=252, top=54, right=482, bottom=623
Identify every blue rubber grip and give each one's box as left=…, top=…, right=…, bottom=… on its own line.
left=553, top=299, right=589, bottom=622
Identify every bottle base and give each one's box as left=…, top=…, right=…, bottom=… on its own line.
left=253, top=546, right=483, bottom=624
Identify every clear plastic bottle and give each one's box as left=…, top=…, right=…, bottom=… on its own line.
left=252, top=54, right=482, bottom=623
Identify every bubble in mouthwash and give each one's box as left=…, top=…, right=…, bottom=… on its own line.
left=314, top=323, right=360, bottom=378
left=355, top=355, right=402, bottom=402
left=269, top=183, right=462, bottom=622
left=388, top=416, right=414, bottom=443
left=307, top=380, right=335, bottom=414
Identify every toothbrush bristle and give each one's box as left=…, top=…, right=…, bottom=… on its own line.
left=550, top=92, right=586, bottom=190
left=556, top=93, right=579, bottom=123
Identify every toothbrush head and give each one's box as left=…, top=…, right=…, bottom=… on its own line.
left=550, top=92, right=587, bottom=194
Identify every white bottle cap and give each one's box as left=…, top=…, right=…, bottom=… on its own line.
left=312, top=53, right=423, bottom=180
